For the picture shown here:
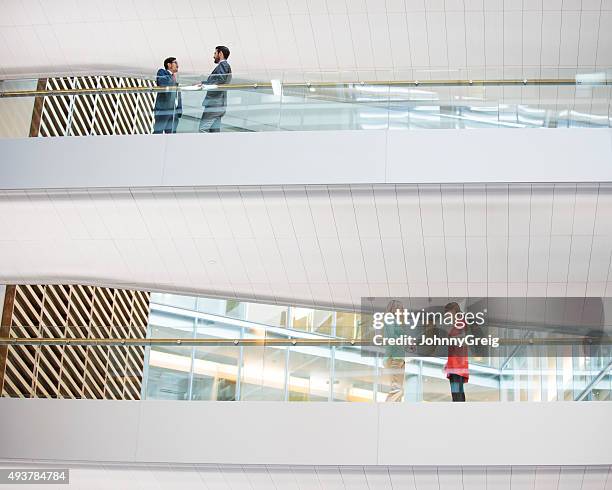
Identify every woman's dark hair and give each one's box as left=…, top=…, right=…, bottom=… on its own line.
left=215, top=46, right=230, bottom=59
left=444, top=302, right=460, bottom=313
left=164, top=57, right=177, bottom=69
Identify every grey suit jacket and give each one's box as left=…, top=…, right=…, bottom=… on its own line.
left=201, top=60, right=232, bottom=119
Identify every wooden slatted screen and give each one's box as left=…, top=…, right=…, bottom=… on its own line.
left=34, top=76, right=155, bottom=137
left=0, top=285, right=150, bottom=399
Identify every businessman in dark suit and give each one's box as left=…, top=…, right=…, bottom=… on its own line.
left=153, top=57, right=182, bottom=134
left=198, top=46, right=232, bottom=133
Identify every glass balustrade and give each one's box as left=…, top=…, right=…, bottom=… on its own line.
left=2, top=291, right=610, bottom=401
left=139, top=293, right=612, bottom=402
left=0, top=69, right=610, bottom=138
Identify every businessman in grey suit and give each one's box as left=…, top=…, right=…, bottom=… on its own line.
left=198, top=46, right=232, bottom=133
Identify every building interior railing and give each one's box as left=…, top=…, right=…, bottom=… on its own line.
left=138, top=293, right=612, bottom=403
left=1, top=71, right=611, bottom=138
left=1, top=291, right=610, bottom=402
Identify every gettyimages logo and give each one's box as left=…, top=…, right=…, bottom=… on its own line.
left=371, top=308, right=486, bottom=330
left=359, top=297, right=612, bottom=358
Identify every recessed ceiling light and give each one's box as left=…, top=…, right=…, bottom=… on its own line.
left=208, top=259, right=217, bottom=264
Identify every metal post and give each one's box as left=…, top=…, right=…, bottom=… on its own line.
left=187, top=315, right=197, bottom=401
left=235, top=326, right=244, bottom=401
left=329, top=312, right=337, bottom=402
left=284, top=306, right=292, bottom=402
left=373, top=354, right=379, bottom=402
left=418, top=359, right=423, bottom=402
left=141, top=318, right=151, bottom=400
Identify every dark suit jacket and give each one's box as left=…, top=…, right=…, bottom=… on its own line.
left=154, top=68, right=182, bottom=117
left=201, top=60, right=232, bottom=119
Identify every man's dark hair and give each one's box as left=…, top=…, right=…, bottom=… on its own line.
left=215, top=46, right=230, bottom=59
left=164, top=57, right=177, bottom=69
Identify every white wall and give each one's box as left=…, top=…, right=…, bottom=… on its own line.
left=1, top=129, right=611, bottom=190
left=1, top=399, right=611, bottom=466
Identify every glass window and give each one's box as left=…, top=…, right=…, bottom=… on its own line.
left=287, top=346, right=331, bottom=401
left=333, top=346, right=377, bottom=402
left=245, top=303, right=287, bottom=327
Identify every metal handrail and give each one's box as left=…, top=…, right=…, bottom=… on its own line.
left=0, top=78, right=607, bottom=98
left=0, top=336, right=610, bottom=347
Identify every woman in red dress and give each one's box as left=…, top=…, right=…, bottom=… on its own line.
left=443, top=302, right=468, bottom=402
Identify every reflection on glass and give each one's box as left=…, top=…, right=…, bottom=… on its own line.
left=287, top=346, right=330, bottom=401
left=240, top=331, right=286, bottom=401
left=3, top=74, right=612, bottom=141
left=333, top=346, right=377, bottom=402
left=144, top=292, right=612, bottom=403
left=192, top=326, right=240, bottom=401
left=145, top=321, right=193, bottom=400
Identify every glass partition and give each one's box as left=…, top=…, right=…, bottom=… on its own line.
left=1, top=70, right=610, bottom=138
left=142, top=293, right=612, bottom=403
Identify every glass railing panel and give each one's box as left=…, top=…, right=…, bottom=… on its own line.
left=1, top=341, right=609, bottom=402
left=2, top=71, right=610, bottom=138
left=4, top=291, right=612, bottom=402
left=0, top=78, right=39, bottom=138
left=224, top=89, right=283, bottom=132
left=191, top=321, right=241, bottom=401
left=287, top=343, right=331, bottom=401
left=332, top=344, right=377, bottom=402
left=145, top=320, right=193, bottom=400
left=240, top=329, right=287, bottom=401
left=590, top=370, right=611, bottom=401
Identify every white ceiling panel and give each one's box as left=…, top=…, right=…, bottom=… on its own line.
left=419, top=186, right=444, bottom=237
left=444, top=236, right=468, bottom=283
left=541, top=11, right=563, bottom=68
left=573, top=184, right=599, bottom=235
left=268, top=466, right=300, bottom=490
left=361, top=236, right=389, bottom=284
left=464, top=184, right=487, bottom=237
left=382, top=238, right=408, bottom=284
left=559, top=11, right=581, bottom=67
left=407, top=11, right=431, bottom=69
left=298, top=236, right=328, bottom=283
left=2, top=183, right=612, bottom=309
left=373, top=186, right=401, bottom=239
left=487, top=236, right=508, bottom=283
left=510, top=467, right=537, bottom=490
left=548, top=236, right=572, bottom=283
left=438, top=466, right=463, bottom=490
left=529, top=185, right=554, bottom=237
left=412, top=467, right=440, bottom=490
left=305, top=187, right=336, bottom=238
left=588, top=235, right=612, bottom=283
left=387, top=13, right=411, bottom=69
left=568, top=235, right=594, bottom=283
left=550, top=184, right=576, bottom=236
left=364, top=466, right=394, bottom=489
left=441, top=185, right=465, bottom=237
left=582, top=466, right=611, bottom=490
left=11, top=462, right=606, bottom=490
left=558, top=466, right=588, bottom=489
left=579, top=12, right=601, bottom=67
left=339, top=466, right=371, bottom=489
left=466, top=236, right=488, bottom=283
left=486, top=185, right=509, bottom=237
left=423, top=236, right=448, bottom=282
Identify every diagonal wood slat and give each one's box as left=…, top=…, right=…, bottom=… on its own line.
left=1, top=285, right=151, bottom=399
